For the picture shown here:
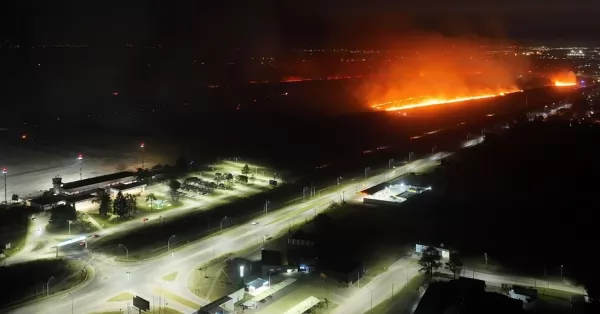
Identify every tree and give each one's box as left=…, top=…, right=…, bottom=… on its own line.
left=446, top=252, right=464, bottom=279
left=418, top=246, right=443, bottom=279
left=224, top=173, right=234, bottom=185
left=168, top=179, right=182, bottom=204
left=11, top=194, right=19, bottom=202
left=241, top=164, right=251, bottom=175
left=93, top=190, right=112, bottom=217
left=146, top=193, right=157, bottom=212
left=126, top=194, right=137, bottom=215
left=113, top=192, right=129, bottom=218
left=50, top=204, right=77, bottom=225
left=215, top=173, right=223, bottom=185
left=236, top=175, right=248, bottom=184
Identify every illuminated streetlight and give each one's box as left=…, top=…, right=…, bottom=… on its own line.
left=119, top=244, right=128, bottom=260
left=46, top=276, right=54, bottom=296
left=77, top=154, right=83, bottom=180
left=2, top=168, right=6, bottom=205
left=140, top=142, right=145, bottom=169
left=168, top=234, right=176, bottom=252
left=239, top=265, right=244, bottom=278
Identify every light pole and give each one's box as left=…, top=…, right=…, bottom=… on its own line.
left=119, top=244, right=128, bottom=260
left=68, top=220, right=73, bottom=235
left=364, top=167, right=370, bottom=179
left=337, top=176, right=342, bottom=187
left=68, top=292, right=74, bottom=314
left=264, top=200, right=270, bottom=214
left=220, top=216, right=228, bottom=230
left=389, top=158, right=394, bottom=169
left=46, top=276, right=54, bottom=296
left=140, top=142, right=145, bottom=169
left=77, top=154, right=83, bottom=180
left=431, top=145, right=437, bottom=154
left=561, top=265, right=564, bottom=278
left=168, top=235, right=176, bottom=252
left=2, top=168, right=6, bottom=205
left=408, top=152, right=414, bottom=163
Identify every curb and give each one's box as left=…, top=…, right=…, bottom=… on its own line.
left=0, top=264, right=95, bottom=313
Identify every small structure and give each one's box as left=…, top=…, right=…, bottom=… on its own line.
left=415, top=243, right=451, bottom=260
left=283, top=296, right=321, bottom=314
left=361, top=176, right=431, bottom=206
left=242, top=278, right=296, bottom=309
left=261, top=250, right=288, bottom=277
left=196, top=296, right=232, bottom=314
left=245, top=278, right=269, bottom=295
left=509, top=286, right=538, bottom=303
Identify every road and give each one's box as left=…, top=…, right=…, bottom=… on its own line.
left=5, top=158, right=439, bottom=313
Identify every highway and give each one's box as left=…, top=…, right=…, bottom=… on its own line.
left=5, top=157, right=439, bottom=313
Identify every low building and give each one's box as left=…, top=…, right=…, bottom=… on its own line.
left=261, top=250, right=286, bottom=277
left=287, top=230, right=316, bottom=248
left=415, top=243, right=451, bottom=260
left=52, top=171, right=135, bottom=195
left=320, top=261, right=363, bottom=287
left=108, top=181, right=147, bottom=196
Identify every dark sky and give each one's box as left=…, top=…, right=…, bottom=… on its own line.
left=1, top=0, right=599, bottom=48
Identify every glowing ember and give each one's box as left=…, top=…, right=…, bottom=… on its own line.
left=372, top=90, right=521, bottom=112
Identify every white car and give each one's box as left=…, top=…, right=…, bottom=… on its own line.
left=251, top=221, right=259, bottom=225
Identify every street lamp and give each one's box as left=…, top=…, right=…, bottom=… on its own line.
left=220, top=216, right=228, bottom=230
left=2, top=168, right=6, bottom=205
left=119, top=244, right=128, bottom=260
left=68, top=292, right=74, bottom=314
left=408, top=152, right=414, bottom=163
left=561, top=265, right=564, bottom=278
left=67, top=220, right=73, bottom=235
left=388, top=158, right=394, bottom=169
left=140, top=142, right=145, bottom=169
left=168, top=235, right=176, bottom=252
left=264, top=200, right=270, bottom=214
left=364, top=167, right=370, bottom=179
left=337, top=176, right=342, bottom=186
left=77, top=154, right=83, bottom=180
left=46, top=276, right=54, bottom=296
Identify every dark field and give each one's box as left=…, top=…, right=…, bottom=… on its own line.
left=307, top=120, right=600, bottom=286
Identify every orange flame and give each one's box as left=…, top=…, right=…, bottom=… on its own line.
left=372, top=91, right=520, bottom=111
left=358, top=36, right=529, bottom=112
left=552, top=71, right=577, bottom=87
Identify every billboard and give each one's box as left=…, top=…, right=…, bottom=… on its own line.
left=133, top=296, right=150, bottom=311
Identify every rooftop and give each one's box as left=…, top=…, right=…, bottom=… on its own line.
left=61, top=171, right=134, bottom=190
left=198, top=296, right=232, bottom=314
left=110, top=181, right=147, bottom=191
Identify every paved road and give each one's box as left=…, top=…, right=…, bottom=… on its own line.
left=5, top=158, right=439, bottom=313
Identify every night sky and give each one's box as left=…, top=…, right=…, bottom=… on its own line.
left=1, top=0, right=599, bottom=48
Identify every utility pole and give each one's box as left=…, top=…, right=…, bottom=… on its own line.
left=264, top=200, right=270, bottom=214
